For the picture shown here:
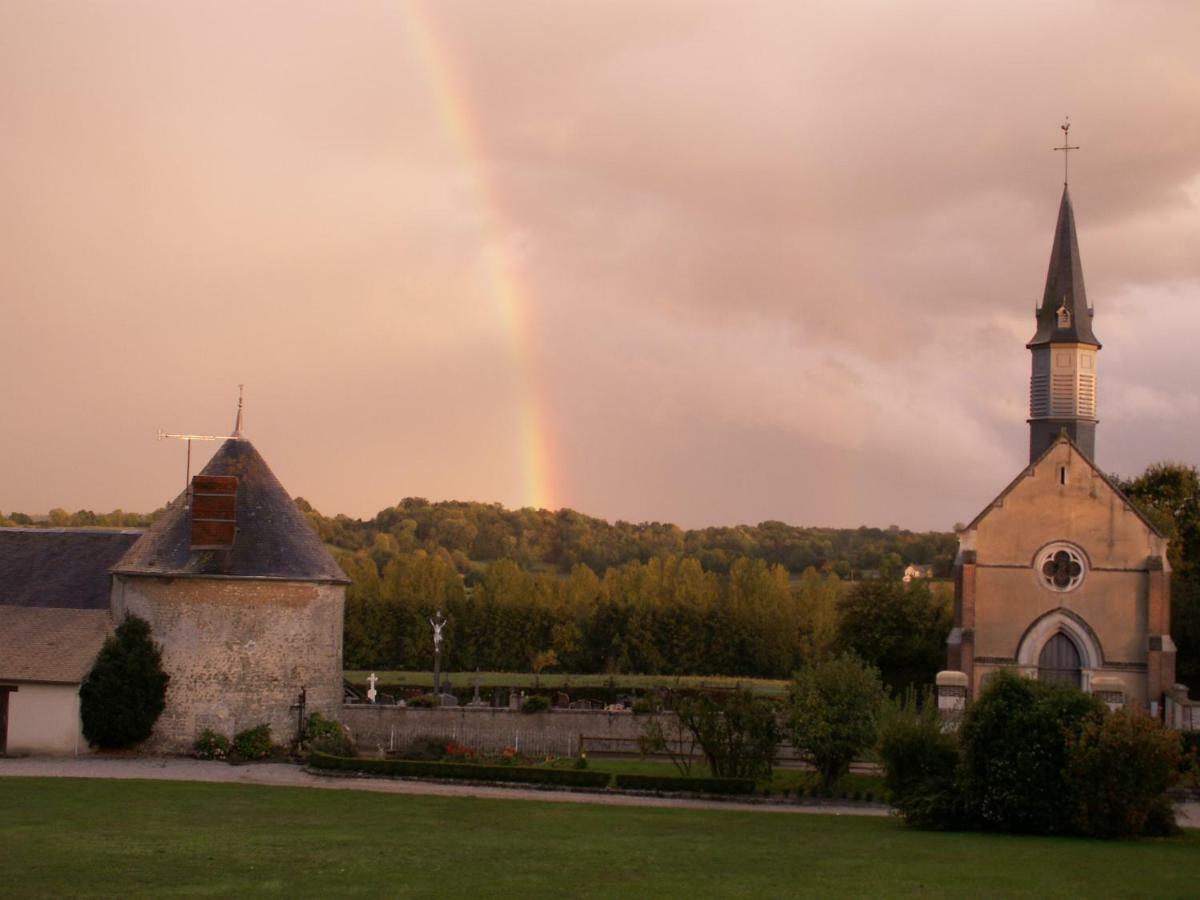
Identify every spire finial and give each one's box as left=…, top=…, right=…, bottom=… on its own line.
left=233, top=384, right=245, bottom=438
left=1054, top=118, right=1080, bottom=186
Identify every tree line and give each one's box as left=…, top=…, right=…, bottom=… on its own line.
left=298, top=497, right=956, bottom=580
left=339, top=550, right=952, bottom=691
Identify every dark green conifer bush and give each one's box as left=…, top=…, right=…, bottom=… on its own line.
left=79, top=615, right=169, bottom=749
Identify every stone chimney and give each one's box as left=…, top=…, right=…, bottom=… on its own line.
left=190, top=475, right=238, bottom=549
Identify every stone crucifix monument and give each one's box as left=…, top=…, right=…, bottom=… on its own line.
left=429, top=609, right=447, bottom=699
left=367, top=672, right=378, bottom=704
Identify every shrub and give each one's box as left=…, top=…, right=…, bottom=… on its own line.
left=958, top=670, right=1105, bottom=834
left=788, top=654, right=886, bottom=790
left=308, top=753, right=611, bottom=788
left=877, top=691, right=963, bottom=829
left=232, top=724, right=273, bottom=760
left=612, top=773, right=756, bottom=795
left=79, top=615, right=170, bottom=749
left=631, top=697, right=656, bottom=715
left=521, top=695, right=551, bottom=714
left=193, top=729, right=231, bottom=761
left=1066, top=708, right=1182, bottom=838
left=303, top=713, right=353, bottom=757
left=675, top=689, right=778, bottom=779
left=401, top=735, right=450, bottom=761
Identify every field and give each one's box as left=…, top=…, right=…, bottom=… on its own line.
left=344, top=670, right=790, bottom=695
left=2, top=777, right=1198, bottom=898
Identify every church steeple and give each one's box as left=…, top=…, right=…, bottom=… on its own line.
left=1027, top=187, right=1100, bottom=350
left=1027, top=182, right=1100, bottom=463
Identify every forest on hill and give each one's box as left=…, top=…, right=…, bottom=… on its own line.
left=296, top=497, right=957, bottom=580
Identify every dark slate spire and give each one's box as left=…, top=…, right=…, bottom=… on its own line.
left=1027, top=186, right=1100, bottom=348
left=114, top=438, right=348, bottom=583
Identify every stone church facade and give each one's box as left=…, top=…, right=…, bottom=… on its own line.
left=944, top=184, right=1182, bottom=715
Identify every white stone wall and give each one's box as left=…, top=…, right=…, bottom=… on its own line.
left=5, top=681, right=89, bottom=755
left=111, top=574, right=345, bottom=752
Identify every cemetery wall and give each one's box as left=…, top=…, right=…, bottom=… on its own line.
left=341, top=705, right=667, bottom=758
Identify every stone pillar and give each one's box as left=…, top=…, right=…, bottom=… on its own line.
left=936, top=671, right=969, bottom=722
left=947, top=551, right=976, bottom=694
left=1146, top=557, right=1176, bottom=706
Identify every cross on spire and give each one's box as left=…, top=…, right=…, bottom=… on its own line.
left=1054, top=118, right=1080, bottom=186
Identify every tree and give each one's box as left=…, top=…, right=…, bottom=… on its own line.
left=1118, top=462, right=1200, bottom=687
left=787, top=654, right=886, bottom=790
left=79, top=615, right=170, bottom=749
left=837, top=579, right=951, bottom=695
left=958, top=669, right=1105, bottom=834
left=1066, top=708, right=1181, bottom=838
left=674, top=689, right=779, bottom=779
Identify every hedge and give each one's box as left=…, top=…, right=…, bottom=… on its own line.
left=612, top=773, right=756, bottom=795
left=309, top=753, right=611, bottom=788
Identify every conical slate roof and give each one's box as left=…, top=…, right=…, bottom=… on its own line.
left=114, top=439, right=348, bottom=583
left=1027, top=186, right=1100, bottom=348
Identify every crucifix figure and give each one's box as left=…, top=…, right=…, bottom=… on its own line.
left=429, top=609, right=447, bottom=696
left=1054, top=118, right=1080, bottom=186
left=367, top=672, right=378, bottom=704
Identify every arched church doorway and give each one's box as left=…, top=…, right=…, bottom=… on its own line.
left=1038, top=632, right=1082, bottom=687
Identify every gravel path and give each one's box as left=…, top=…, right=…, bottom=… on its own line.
left=0, top=755, right=889, bottom=816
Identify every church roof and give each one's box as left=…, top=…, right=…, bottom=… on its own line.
left=0, top=606, right=113, bottom=684
left=113, top=438, right=349, bottom=583
left=964, top=433, right=1162, bottom=537
left=1027, top=186, right=1100, bottom=349
left=0, top=528, right=143, bottom=610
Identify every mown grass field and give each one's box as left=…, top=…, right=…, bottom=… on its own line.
left=2, top=777, right=1197, bottom=898
left=344, top=670, right=790, bottom=695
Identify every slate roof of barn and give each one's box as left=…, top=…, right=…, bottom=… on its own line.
left=0, top=605, right=113, bottom=683
left=113, top=438, right=349, bottom=583
left=0, top=528, right=143, bottom=610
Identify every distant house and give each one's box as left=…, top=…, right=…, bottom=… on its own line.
left=902, top=564, right=933, bottom=583
left=0, top=529, right=140, bottom=755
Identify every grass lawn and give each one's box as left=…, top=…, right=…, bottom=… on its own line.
left=2, top=778, right=1197, bottom=898
left=344, top=670, right=790, bottom=695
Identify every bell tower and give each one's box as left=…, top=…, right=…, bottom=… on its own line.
left=1027, top=124, right=1100, bottom=462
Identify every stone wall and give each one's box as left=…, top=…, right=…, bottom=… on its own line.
left=111, top=574, right=344, bottom=751
left=341, top=705, right=666, bottom=758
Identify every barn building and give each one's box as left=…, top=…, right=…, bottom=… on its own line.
left=0, top=417, right=348, bottom=754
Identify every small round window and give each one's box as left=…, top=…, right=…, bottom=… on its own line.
left=1037, top=544, right=1086, bottom=592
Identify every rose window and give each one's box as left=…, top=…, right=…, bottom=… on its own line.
left=1038, top=544, right=1085, bottom=592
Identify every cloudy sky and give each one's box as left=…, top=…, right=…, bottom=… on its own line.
left=2, top=1, right=1198, bottom=530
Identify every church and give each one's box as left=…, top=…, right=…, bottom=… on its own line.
left=943, top=179, right=1185, bottom=716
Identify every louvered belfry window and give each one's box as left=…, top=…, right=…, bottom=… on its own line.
left=191, top=475, right=238, bottom=549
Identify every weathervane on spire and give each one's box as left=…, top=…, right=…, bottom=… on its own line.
left=1054, top=118, right=1079, bottom=186
left=233, top=384, right=245, bottom=438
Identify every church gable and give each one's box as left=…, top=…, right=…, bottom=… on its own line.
left=964, top=437, right=1166, bottom=571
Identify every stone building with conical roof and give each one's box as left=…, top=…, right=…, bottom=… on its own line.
left=111, top=435, right=348, bottom=751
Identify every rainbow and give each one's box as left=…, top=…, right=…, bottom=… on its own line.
left=400, top=2, right=556, bottom=511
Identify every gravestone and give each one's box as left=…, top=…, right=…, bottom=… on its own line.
left=554, top=691, right=570, bottom=709
left=438, top=692, right=458, bottom=707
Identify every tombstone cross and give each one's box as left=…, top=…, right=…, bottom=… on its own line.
left=367, top=672, right=378, bottom=704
